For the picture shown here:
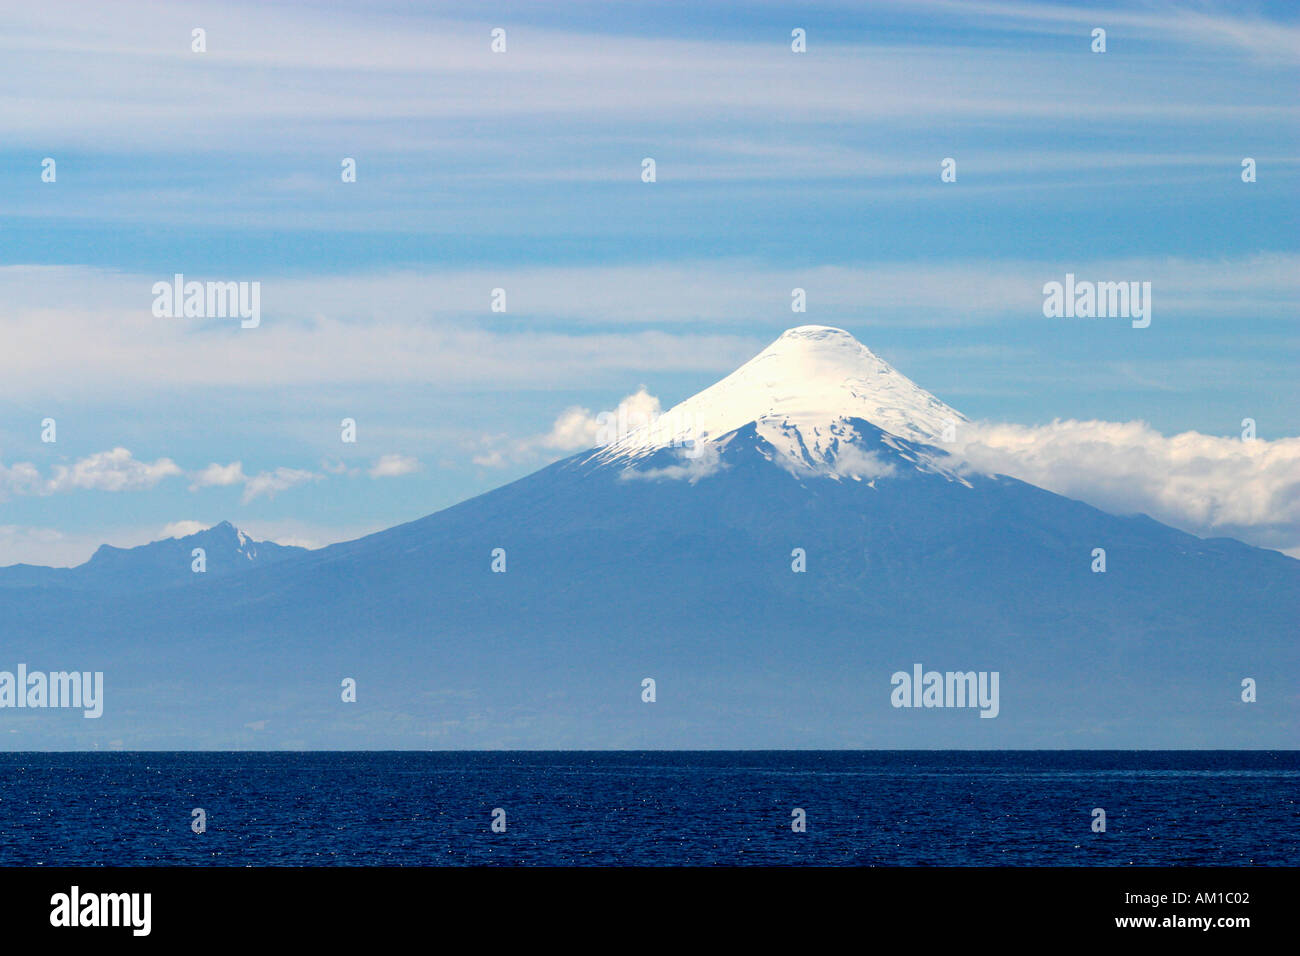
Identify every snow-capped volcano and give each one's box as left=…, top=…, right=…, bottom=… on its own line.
left=2, top=321, right=1296, bottom=749
left=592, top=325, right=968, bottom=476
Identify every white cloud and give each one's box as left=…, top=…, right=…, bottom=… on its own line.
left=619, top=444, right=725, bottom=484
left=46, top=447, right=182, bottom=493
left=369, top=454, right=422, bottom=478
left=189, top=461, right=247, bottom=490
left=474, top=387, right=662, bottom=467
left=831, top=446, right=898, bottom=481
left=161, top=520, right=209, bottom=539
left=468, top=448, right=509, bottom=470
left=0, top=448, right=182, bottom=497
left=191, top=461, right=324, bottom=502
left=241, top=467, right=320, bottom=503
left=543, top=388, right=662, bottom=450
left=0, top=461, right=42, bottom=496
left=0, top=451, right=326, bottom=506
left=538, top=406, right=608, bottom=453
left=949, top=420, right=1300, bottom=556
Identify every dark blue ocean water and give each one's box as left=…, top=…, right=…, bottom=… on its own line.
left=0, top=752, right=1295, bottom=866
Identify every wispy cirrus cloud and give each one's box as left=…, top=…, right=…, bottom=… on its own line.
left=0, top=257, right=1295, bottom=400
left=4, top=0, right=1295, bottom=153
left=2, top=0, right=1295, bottom=250
left=903, top=0, right=1300, bottom=63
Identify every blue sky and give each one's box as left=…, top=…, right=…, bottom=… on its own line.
left=0, top=0, right=1297, bottom=564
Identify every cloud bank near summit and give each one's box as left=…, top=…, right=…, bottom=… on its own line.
left=484, top=390, right=1300, bottom=558
left=949, top=420, right=1300, bottom=557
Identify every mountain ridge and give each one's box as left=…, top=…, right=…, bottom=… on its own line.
left=0, top=520, right=307, bottom=592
